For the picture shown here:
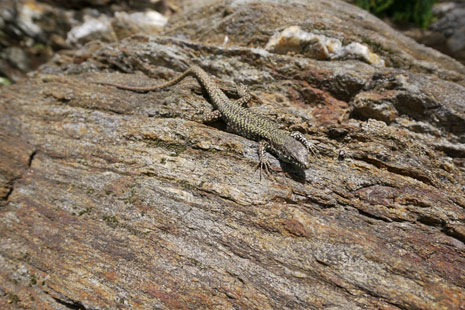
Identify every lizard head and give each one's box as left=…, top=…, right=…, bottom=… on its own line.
left=275, top=137, right=310, bottom=169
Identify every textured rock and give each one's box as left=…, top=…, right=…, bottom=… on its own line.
left=0, top=0, right=464, bottom=309
left=430, top=2, right=465, bottom=64
left=393, top=1, right=465, bottom=66
left=0, top=0, right=173, bottom=83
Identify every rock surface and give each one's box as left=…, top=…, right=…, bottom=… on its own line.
left=430, top=1, right=465, bottom=64
left=401, top=1, right=465, bottom=66
left=0, top=0, right=174, bottom=83
left=0, top=0, right=464, bottom=309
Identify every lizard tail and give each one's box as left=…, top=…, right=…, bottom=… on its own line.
left=95, top=68, right=194, bottom=93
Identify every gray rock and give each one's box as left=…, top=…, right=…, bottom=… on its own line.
left=430, top=4, right=465, bottom=63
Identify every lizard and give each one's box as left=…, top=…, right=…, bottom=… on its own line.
left=95, top=65, right=316, bottom=178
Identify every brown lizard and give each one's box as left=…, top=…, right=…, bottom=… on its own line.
left=96, top=65, right=316, bottom=178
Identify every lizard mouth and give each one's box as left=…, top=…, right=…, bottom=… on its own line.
left=294, top=157, right=310, bottom=170
left=281, top=155, right=309, bottom=170
left=296, top=161, right=309, bottom=169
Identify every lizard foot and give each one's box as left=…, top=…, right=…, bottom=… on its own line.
left=255, top=158, right=271, bottom=181
left=290, top=131, right=319, bottom=158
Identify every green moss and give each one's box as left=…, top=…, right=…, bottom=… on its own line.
left=142, top=172, right=157, bottom=177
left=32, top=43, right=47, bottom=49
left=0, top=77, right=11, bottom=86
left=102, top=215, right=119, bottom=228
left=29, top=274, right=37, bottom=286
left=144, top=137, right=187, bottom=156
left=122, top=185, right=138, bottom=205
left=356, top=0, right=436, bottom=28
left=78, top=207, right=92, bottom=216
left=103, top=214, right=147, bottom=236
left=360, top=37, right=405, bottom=68
left=126, top=226, right=143, bottom=236
left=8, top=293, right=20, bottom=304
left=178, top=180, right=196, bottom=190
left=204, top=147, right=220, bottom=153
left=168, top=144, right=187, bottom=156
left=361, top=37, right=386, bottom=54
left=22, top=253, right=31, bottom=262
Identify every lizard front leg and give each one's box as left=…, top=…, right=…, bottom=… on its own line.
left=257, top=140, right=272, bottom=180
left=290, top=131, right=318, bottom=156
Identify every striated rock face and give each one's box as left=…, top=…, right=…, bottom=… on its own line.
left=1, top=0, right=464, bottom=309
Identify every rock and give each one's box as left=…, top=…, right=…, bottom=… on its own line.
left=66, top=14, right=116, bottom=45
left=0, top=0, right=170, bottom=82
left=0, top=0, right=464, bottom=309
left=399, top=1, right=465, bottom=66
left=2, top=47, right=30, bottom=72
left=430, top=2, right=465, bottom=64
left=112, top=11, right=168, bottom=40
left=66, top=10, right=167, bottom=46
left=0, top=0, right=72, bottom=81
left=265, top=25, right=384, bottom=66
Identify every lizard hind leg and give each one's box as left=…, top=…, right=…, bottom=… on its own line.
left=233, top=83, right=252, bottom=107
left=201, top=109, right=222, bottom=123
left=189, top=107, right=222, bottom=123
left=232, top=83, right=267, bottom=108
